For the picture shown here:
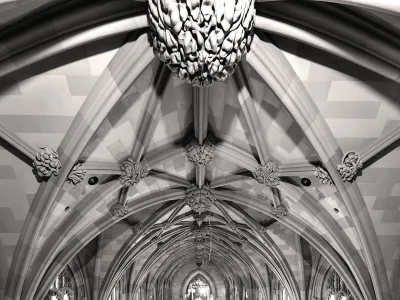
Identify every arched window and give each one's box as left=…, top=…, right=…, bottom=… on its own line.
left=186, top=276, right=211, bottom=300
left=45, top=267, right=76, bottom=300
left=325, top=270, right=353, bottom=300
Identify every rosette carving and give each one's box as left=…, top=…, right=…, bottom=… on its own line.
left=67, top=163, right=87, bottom=185
left=337, top=151, right=362, bottom=182
left=148, top=0, right=255, bottom=86
left=33, top=147, right=61, bottom=178
left=272, top=204, right=288, bottom=218
left=185, top=184, right=216, bottom=214
left=186, top=134, right=216, bottom=166
left=315, top=166, right=333, bottom=186
left=119, top=158, right=149, bottom=187
left=110, top=204, right=128, bottom=218
left=253, top=161, right=280, bottom=187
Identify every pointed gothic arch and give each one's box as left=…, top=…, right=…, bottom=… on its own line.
left=181, top=269, right=218, bottom=300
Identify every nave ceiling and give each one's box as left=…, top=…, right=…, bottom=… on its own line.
left=0, top=1, right=400, bottom=300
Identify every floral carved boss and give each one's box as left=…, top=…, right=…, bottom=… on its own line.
left=186, top=134, right=216, bottom=166
left=119, top=158, right=150, bottom=187
left=186, top=184, right=216, bottom=214
left=337, top=151, right=362, bottom=182
left=253, top=161, right=280, bottom=187
left=148, top=0, right=255, bottom=86
left=34, top=147, right=61, bottom=178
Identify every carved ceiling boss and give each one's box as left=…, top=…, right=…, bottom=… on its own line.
left=149, top=0, right=255, bottom=86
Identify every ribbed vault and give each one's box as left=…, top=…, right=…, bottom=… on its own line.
left=1, top=1, right=400, bottom=300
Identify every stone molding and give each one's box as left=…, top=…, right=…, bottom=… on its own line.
left=226, top=221, right=237, bottom=231
left=163, top=221, right=173, bottom=231
left=252, top=161, right=280, bottom=187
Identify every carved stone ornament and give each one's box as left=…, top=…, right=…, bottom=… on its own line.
left=148, top=0, right=255, bottom=86
left=185, top=184, right=216, bottom=214
left=119, top=158, right=150, bottom=187
left=110, top=204, right=128, bottom=218
left=252, top=161, right=280, bottom=187
left=191, top=224, right=209, bottom=239
left=315, top=166, right=333, bottom=186
left=272, top=204, right=288, bottom=218
left=257, top=224, right=267, bottom=234
left=194, top=237, right=206, bottom=249
left=133, top=223, right=143, bottom=235
left=337, top=151, right=362, bottom=182
left=186, top=134, right=216, bottom=166
left=193, top=212, right=207, bottom=222
left=33, top=146, right=61, bottom=178
left=67, top=163, right=87, bottom=185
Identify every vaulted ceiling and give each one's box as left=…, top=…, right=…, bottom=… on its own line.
left=0, top=1, right=400, bottom=300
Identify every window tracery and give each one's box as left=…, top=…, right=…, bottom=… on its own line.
left=186, top=276, right=212, bottom=300
left=325, top=270, right=353, bottom=300
left=45, top=268, right=75, bottom=300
